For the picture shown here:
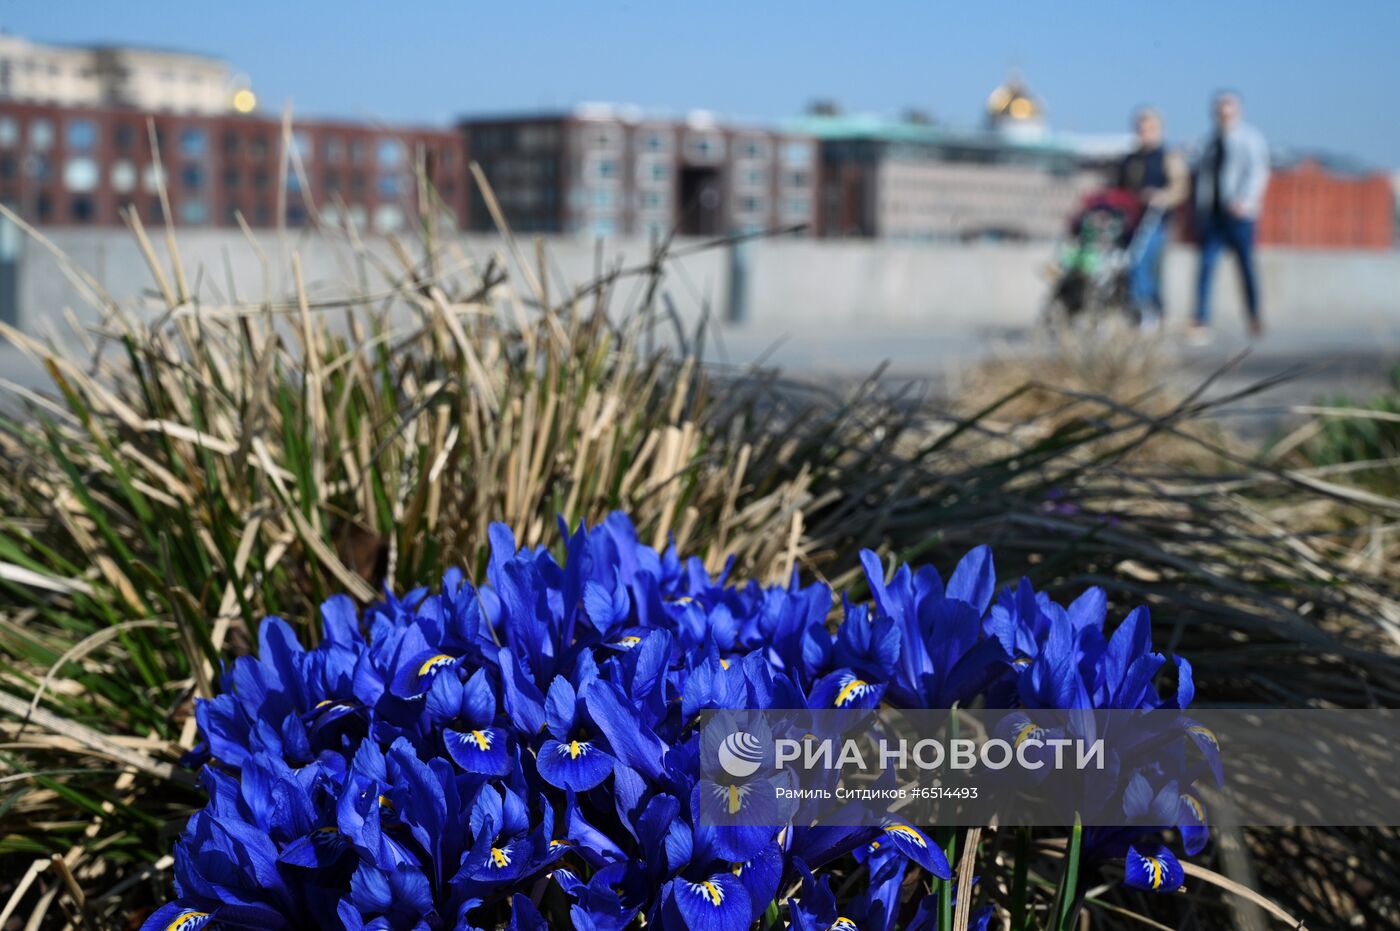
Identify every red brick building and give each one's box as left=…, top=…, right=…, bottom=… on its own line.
left=0, top=100, right=466, bottom=231
left=1257, top=159, right=1394, bottom=249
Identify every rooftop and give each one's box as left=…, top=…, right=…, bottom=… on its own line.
left=782, top=111, right=1078, bottom=156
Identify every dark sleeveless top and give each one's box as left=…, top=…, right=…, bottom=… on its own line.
left=1118, top=145, right=1168, bottom=195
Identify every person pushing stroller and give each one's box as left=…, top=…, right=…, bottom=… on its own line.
left=1116, top=107, right=1189, bottom=330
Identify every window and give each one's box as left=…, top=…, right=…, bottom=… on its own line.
left=70, top=196, right=94, bottom=222
left=248, top=136, right=268, bottom=160
left=178, top=127, right=207, bottom=158
left=782, top=141, right=813, bottom=167
left=347, top=204, right=367, bottom=228
left=589, top=217, right=616, bottom=237
left=377, top=138, right=405, bottom=169
left=640, top=131, right=668, bottom=152
left=373, top=203, right=404, bottom=232
left=738, top=138, right=769, bottom=160
left=222, top=168, right=241, bottom=190
left=648, top=162, right=670, bottom=182
left=62, top=119, right=96, bottom=152
left=0, top=155, right=15, bottom=180
left=29, top=119, right=54, bottom=151
left=143, top=164, right=165, bottom=193
left=63, top=158, right=98, bottom=192
left=110, top=160, right=136, bottom=192
left=181, top=164, right=204, bottom=190
left=324, top=171, right=340, bottom=192
left=0, top=117, right=16, bottom=148
left=27, top=155, right=51, bottom=182
left=641, top=191, right=665, bottom=209
left=744, top=168, right=767, bottom=187
left=253, top=169, right=270, bottom=191
left=350, top=173, right=366, bottom=195
left=596, top=159, right=618, bottom=180
left=114, top=124, right=137, bottom=152
left=738, top=195, right=763, bottom=214
left=179, top=200, right=208, bottom=224
left=592, top=189, right=614, bottom=208
left=290, top=131, right=313, bottom=164
left=324, top=137, right=344, bottom=164
left=785, top=197, right=810, bottom=215
left=686, top=133, right=723, bottom=161
left=222, top=132, right=239, bottom=156
left=36, top=193, right=52, bottom=222
left=785, top=170, right=810, bottom=188
left=378, top=174, right=401, bottom=197
left=349, top=140, right=367, bottom=165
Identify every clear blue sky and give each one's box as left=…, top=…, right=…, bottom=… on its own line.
left=4, top=0, right=1397, bottom=166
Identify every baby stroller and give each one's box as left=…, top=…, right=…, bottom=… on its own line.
left=1041, top=188, right=1159, bottom=327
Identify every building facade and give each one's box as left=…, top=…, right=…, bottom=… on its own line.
left=0, top=34, right=247, bottom=115
left=800, top=80, right=1099, bottom=241
left=1257, top=158, right=1394, bottom=249
left=0, top=100, right=466, bottom=232
left=461, top=106, right=818, bottom=238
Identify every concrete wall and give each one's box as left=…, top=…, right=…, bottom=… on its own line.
left=10, top=228, right=1400, bottom=377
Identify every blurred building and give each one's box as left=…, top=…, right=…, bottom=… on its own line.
left=797, top=78, right=1098, bottom=241
left=460, top=105, right=818, bottom=237
left=1257, top=156, right=1394, bottom=249
left=0, top=100, right=465, bottom=231
left=0, top=33, right=251, bottom=115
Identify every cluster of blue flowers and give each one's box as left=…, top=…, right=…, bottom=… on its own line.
left=144, top=514, right=1213, bottom=931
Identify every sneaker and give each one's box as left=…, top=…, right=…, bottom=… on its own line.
left=1184, top=324, right=1213, bottom=346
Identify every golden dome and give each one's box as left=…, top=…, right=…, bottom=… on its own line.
left=986, top=76, right=1042, bottom=122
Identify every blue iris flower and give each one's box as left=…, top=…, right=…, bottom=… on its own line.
left=144, top=514, right=1211, bottom=927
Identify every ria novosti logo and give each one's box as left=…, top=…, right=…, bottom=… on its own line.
left=710, top=724, right=1105, bottom=777
left=717, top=730, right=765, bottom=778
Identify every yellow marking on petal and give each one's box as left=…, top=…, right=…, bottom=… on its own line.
left=720, top=658, right=731, bottom=670
left=728, top=784, right=745, bottom=815
left=417, top=653, right=454, bottom=677
left=1145, top=854, right=1164, bottom=889
left=883, top=824, right=928, bottom=847
left=1187, top=725, right=1218, bottom=747
left=674, top=596, right=695, bottom=605
left=315, top=699, right=334, bottom=709
left=1012, top=656, right=1032, bottom=667
left=613, top=636, right=643, bottom=649
left=696, top=880, right=724, bottom=905
left=834, top=677, right=871, bottom=707
left=831, top=920, right=860, bottom=931
left=550, top=838, right=571, bottom=847
left=568, top=740, right=584, bottom=759
left=491, top=846, right=511, bottom=868
left=1183, top=794, right=1205, bottom=822
left=166, top=912, right=210, bottom=931
left=1014, top=722, right=1041, bottom=748
left=469, top=729, right=492, bottom=751
left=378, top=794, right=394, bottom=809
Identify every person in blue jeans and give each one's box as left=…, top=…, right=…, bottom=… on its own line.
left=1190, top=91, right=1270, bottom=341
left=1117, top=107, right=1187, bottom=330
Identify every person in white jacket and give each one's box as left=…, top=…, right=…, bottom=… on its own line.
left=1190, top=91, right=1270, bottom=340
